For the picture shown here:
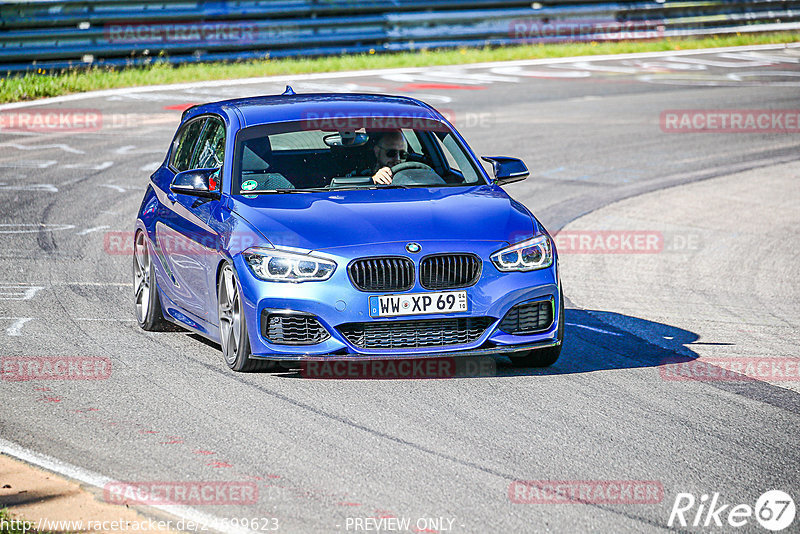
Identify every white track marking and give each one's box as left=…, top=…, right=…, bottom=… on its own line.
left=490, top=66, right=591, bottom=77
left=0, top=44, right=796, bottom=112
left=638, top=71, right=800, bottom=87
left=139, top=161, right=161, bottom=172
left=0, top=160, right=57, bottom=168
left=0, top=223, right=75, bottom=234
left=6, top=317, right=33, bottom=336
left=101, top=184, right=127, bottom=192
left=114, top=145, right=165, bottom=155
left=0, top=438, right=257, bottom=534
left=381, top=72, right=504, bottom=84
left=294, top=81, right=389, bottom=93
left=727, top=70, right=800, bottom=82
left=726, top=50, right=800, bottom=63
left=429, top=67, right=520, bottom=82
left=0, top=131, right=41, bottom=137
left=621, top=59, right=707, bottom=71
left=553, top=61, right=640, bottom=74
left=0, top=183, right=58, bottom=192
left=2, top=143, right=84, bottom=154
left=666, top=54, right=775, bottom=68
left=398, top=92, right=452, bottom=103
left=76, top=225, right=110, bottom=236
left=0, top=285, right=44, bottom=300
left=566, top=322, right=622, bottom=336
left=62, top=161, right=113, bottom=171
left=55, top=282, right=132, bottom=287
left=74, top=317, right=136, bottom=322
left=9, top=282, right=132, bottom=288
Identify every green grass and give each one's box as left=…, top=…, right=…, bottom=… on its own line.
left=1, top=32, right=797, bottom=103
left=0, top=508, right=73, bottom=534
left=0, top=509, right=26, bottom=534
left=0, top=508, right=64, bottom=534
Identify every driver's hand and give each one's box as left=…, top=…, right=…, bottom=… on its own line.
left=372, top=167, right=393, bottom=185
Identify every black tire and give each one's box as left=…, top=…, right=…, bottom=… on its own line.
left=217, top=263, right=272, bottom=372
left=509, top=290, right=565, bottom=368
left=133, top=229, right=170, bottom=331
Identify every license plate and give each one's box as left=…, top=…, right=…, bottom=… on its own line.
left=369, top=291, right=468, bottom=318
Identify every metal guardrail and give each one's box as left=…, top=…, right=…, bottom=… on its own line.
left=1, top=0, right=798, bottom=73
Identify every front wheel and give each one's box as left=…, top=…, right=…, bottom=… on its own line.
left=217, top=263, right=270, bottom=372
left=133, top=229, right=170, bottom=331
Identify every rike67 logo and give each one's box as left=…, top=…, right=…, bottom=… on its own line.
left=669, top=490, right=795, bottom=531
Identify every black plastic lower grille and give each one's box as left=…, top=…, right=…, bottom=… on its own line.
left=262, top=313, right=330, bottom=345
left=337, top=317, right=493, bottom=350
left=420, top=254, right=481, bottom=290
left=498, top=300, right=553, bottom=335
left=348, top=257, right=415, bottom=292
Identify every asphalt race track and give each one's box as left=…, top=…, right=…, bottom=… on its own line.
left=1, top=43, right=799, bottom=533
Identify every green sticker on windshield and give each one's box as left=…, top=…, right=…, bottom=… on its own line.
left=241, top=180, right=258, bottom=191
left=243, top=194, right=257, bottom=199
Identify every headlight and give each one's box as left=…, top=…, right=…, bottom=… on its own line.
left=243, top=248, right=336, bottom=282
left=491, top=235, right=553, bottom=272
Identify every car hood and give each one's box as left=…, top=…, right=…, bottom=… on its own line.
left=229, top=185, right=536, bottom=252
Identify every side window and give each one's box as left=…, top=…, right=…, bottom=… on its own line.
left=191, top=118, right=225, bottom=169
left=431, top=132, right=482, bottom=183
left=171, top=119, right=206, bottom=172
left=433, top=133, right=461, bottom=172
left=402, top=128, right=423, bottom=154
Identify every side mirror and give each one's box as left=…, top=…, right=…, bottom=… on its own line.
left=481, top=156, right=529, bottom=186
left=170, top=168, right=221, bottom=198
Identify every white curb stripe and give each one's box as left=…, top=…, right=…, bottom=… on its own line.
left=0, top=438, right=257, bottom=534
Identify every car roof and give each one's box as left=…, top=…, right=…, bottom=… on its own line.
left=182, top=92, right=446, bottom=128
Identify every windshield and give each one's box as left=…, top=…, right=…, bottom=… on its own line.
left=232, top=117, right=487, bottom=194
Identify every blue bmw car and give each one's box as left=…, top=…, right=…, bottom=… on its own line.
left=133, top=88, right=564, bottom=372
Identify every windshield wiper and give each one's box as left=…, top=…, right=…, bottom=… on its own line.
left=328, top=184, right=414, bottom=191
left=244, top=188, right=330, bottom=194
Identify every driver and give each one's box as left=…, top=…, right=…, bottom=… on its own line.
left=369, top=130, right=408, bottom=184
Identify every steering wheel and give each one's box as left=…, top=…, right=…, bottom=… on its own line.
left=390, top=161, right=433, bottom=174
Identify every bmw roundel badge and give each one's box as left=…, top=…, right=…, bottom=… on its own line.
left=406, top=242, right=421, bottom=253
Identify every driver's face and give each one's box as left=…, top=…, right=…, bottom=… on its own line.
left=374, top=134, right=408, bottom=168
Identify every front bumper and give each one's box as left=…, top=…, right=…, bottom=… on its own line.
left=234, top=240, right=561, bottom=360
left=250, top=338, right=560, bottom=362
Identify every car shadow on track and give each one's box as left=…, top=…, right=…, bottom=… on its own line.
left=267, top=308, right=701, bottom=380
left=494, top=308, right=701, bottom=377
